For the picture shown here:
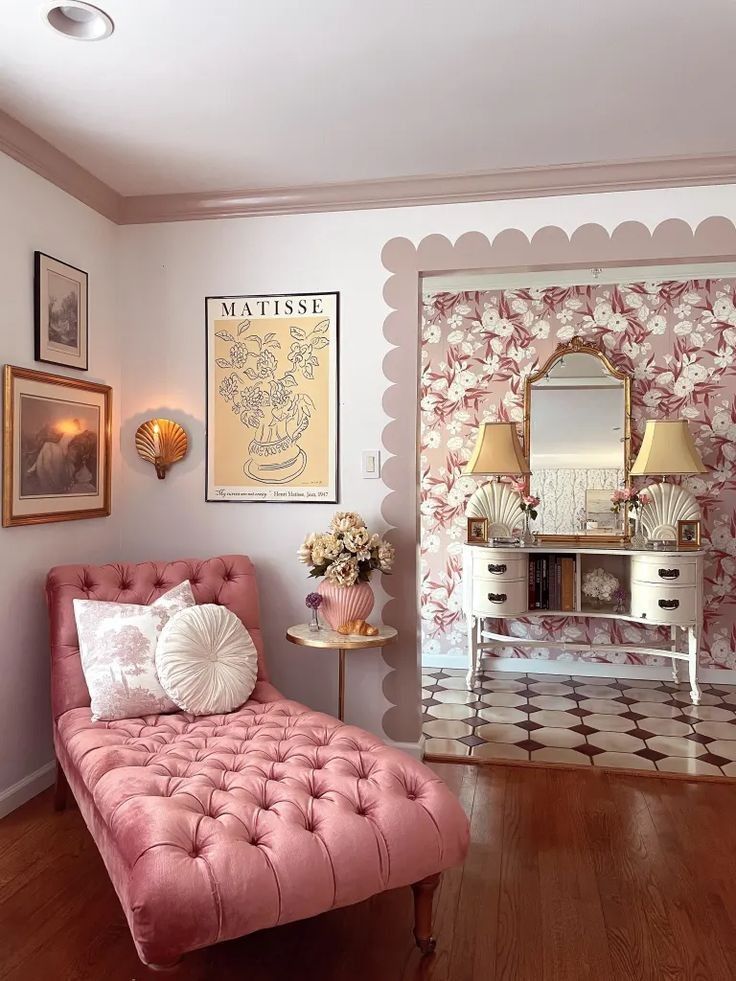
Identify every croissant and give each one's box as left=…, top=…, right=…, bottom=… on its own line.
left=337, top=619, right=379, bottom=637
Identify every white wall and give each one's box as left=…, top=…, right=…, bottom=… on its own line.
left=0, top=153, right=121, bottom=808
left=118, top=183, right=736, bottom=744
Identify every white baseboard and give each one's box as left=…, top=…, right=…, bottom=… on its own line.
left=0, top=761, right=55, bottom=819
left=423, top=655, right=736, bottom=685
left=386, top=739, right=423, bottom=759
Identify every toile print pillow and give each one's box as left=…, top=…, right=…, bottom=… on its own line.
left=73, top=580, right=196, bottom=722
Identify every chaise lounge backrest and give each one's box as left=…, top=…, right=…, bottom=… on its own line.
left=46, top=554, right=267, bottom=721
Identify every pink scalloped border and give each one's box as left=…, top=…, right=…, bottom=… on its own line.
left=379, top=218, right=736, bottom=744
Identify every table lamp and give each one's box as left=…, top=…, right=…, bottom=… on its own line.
left=463, top=422, right=531, bottom=480
left=629, top=419, right=706, bottom=544
left=463, top=423, right=531, bottom=542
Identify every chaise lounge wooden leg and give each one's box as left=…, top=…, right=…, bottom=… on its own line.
left=54, top=760, right=69, bottom=812
left=412, top=872, right=440, bottom=955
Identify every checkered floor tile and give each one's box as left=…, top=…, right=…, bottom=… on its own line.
left=422, top=669, right=736, bottom=778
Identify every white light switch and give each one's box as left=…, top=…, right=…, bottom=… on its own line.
left=361, top=449, right=381, bottom=478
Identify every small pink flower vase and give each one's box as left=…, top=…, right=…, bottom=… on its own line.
left=317, top=580, right=374, bottom=631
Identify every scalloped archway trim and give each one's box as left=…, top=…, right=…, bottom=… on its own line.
left=378, top=217, right=736, bottom=743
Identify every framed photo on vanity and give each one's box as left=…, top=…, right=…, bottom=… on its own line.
left=34, top=252, right=88, bottom=371
left=467, top=516, right=488, bottom=544
left=677, top=519, right=701, bottom=550
left=2, top=366, right=111, bottom=527
left=205, top=291, right=339, bottom=503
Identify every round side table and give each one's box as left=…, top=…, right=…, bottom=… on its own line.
left=286, top=623, right=397, bottom=722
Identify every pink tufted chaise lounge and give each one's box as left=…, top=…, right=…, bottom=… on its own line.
left=46, top=555, right=469, bottom=970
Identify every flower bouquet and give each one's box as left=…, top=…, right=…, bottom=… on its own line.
left=510, top=479, right=541, bottom=545
left=297, top=512, right=395, bottom=629
left=611, top=487, right=651, bottom=548
left=582, top=568, right=620, bottom=609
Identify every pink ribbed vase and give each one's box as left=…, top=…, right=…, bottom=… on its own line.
left=317, top=580, right=374, bottom=631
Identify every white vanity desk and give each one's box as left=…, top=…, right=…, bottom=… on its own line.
left=463, top=543, right=705, bottom=703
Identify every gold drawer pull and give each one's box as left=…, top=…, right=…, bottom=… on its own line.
left=658, top=568, right=680, bottom=580
left=488, top=563, right=507, bottom=574
left=487, top=592, right=507, bottom=603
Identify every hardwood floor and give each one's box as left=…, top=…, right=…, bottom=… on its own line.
left=2, top=763, right=736, bottom=980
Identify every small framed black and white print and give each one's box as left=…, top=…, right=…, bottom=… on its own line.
left=34, top=252, right=88, bottom=371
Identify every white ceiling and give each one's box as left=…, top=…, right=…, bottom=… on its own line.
left=1, top=0, right=735, bottom=196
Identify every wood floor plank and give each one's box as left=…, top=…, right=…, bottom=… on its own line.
left=2, top=767, right=736, bottom=981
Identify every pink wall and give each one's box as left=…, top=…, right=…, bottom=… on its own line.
left=420, top=277, right=736, bottom=669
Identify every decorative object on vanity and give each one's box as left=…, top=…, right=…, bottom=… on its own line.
left=305, top=590, right=323, bottom=631
left=34, top=252, right=88, bottom=371
left=510, top=479, right=540, bottom=546
left=466, top=515, right=488, bottom=544
left=337, top=619, right=379, bottom=636
left=205, top=292, right=338, bottom=503
left=523, top=337, right=631, bottom=542
left=610, top=487, right=651, bottom=549
left=631, top=419, right=707, bottom=541
left=463, top=543, right=704, bottom=704
left=135, top=418, right=188, bottom=479
left=463, top=422, right=528, bottom=538
left=286, top=622, right=397, bottom=721
left=581, top=567, right=620, bottom=609
left=297, top=511, right=395, bottom=630
left=2, top=365, right=111, bottom=527
left=678, top=519, right=702, bottom=550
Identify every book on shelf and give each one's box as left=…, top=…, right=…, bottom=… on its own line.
left=528, top=554, right=577, bottom=612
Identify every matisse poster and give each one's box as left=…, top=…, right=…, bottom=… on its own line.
left=206, top=292, right=339, bottom=502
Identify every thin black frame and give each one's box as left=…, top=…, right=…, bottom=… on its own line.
left=34, top=251, right=89, bottom=371
left=204, top=291, right=340, bottom=504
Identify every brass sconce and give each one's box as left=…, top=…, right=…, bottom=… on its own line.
left=135, top=418, right=188, bottom=479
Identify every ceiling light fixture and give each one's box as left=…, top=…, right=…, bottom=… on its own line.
left=44, top=2, right=114, bottom=40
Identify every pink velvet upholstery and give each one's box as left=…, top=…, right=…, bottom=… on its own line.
left=47, top=555, right=469, bottom=966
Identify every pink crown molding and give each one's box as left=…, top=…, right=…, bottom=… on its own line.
left=377, top=217, right=736, bottom=743
left=3, top=106, right=736, bottom=224
left=0, top=109, right=122, bottom=223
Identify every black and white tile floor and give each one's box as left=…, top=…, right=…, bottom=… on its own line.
left=422, top=669, right=736, bottom=778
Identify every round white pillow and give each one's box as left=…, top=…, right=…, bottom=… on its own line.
left=155, top=604, right=257, bottom=715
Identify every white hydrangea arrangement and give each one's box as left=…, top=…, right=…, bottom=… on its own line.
left=298, top=512, right=395, bottom=587
left=582, top=567, right=619, bottom=604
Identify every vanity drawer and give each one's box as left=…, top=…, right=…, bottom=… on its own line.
left=472, top=552, right=528, bottom=582
left=630, top=581, right=696, bottom=625
left=472, top=578, right=528, bottom=616
left=631, top=555, right=697, bottom=587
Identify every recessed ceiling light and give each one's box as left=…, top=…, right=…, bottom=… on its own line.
left=44, top=2, right=114, bottom=41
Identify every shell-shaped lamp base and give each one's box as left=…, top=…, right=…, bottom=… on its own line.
left=465, top=481, right=523, bottom=537
left=641, top=482, right=700, bottom=540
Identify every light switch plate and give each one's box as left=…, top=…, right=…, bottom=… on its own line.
left=361, top=449, right=381, bottom=478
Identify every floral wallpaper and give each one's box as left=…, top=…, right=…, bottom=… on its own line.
left=420, top=278, right=736, bottom=669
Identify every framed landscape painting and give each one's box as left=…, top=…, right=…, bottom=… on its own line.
left=206, top=292, right=339, bottom=503
left=34, top=252, right=88, bottom=370
left=2, top=365, right=111, bottom=527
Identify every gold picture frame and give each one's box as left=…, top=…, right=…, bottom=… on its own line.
left=677, top=519, right=701, bottom=550
left=467, top=516, right=489, bottom=544
left=3, top=365, right=112, bottom=527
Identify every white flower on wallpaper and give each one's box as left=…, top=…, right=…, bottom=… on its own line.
left=420, top=278, right=736, bottom=670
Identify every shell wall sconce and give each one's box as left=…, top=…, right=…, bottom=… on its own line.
left=135, top=418, right=188, bottom=479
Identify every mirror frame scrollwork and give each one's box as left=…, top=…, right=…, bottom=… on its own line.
left=522, top=336, right=632, bottom=544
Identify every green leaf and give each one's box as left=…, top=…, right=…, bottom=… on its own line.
left=215, top=359, right=232, bottom=368
left=290, top=326, right=307, bottom=341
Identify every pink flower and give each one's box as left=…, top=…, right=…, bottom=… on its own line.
left=638, top=492, right=651, bottom=506
left=611, top=489, right=626, bottom=503
left=523, top=495, right=540, bottom=508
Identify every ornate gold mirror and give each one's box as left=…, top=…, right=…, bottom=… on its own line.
left=523, top=338, right=631, bottom=542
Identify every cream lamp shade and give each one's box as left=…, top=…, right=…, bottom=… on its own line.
left=630, top=420, right=707, bottom=476
left=464, top=422, right=531, bottom=476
